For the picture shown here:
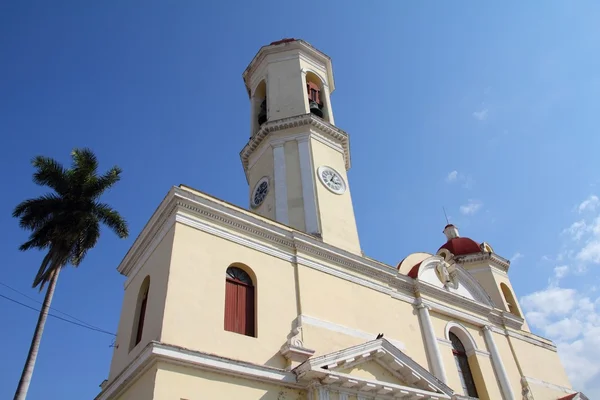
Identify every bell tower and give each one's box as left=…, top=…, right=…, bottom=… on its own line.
left=240, top=39, right=361, bottom=254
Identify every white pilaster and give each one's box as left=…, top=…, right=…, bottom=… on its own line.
left=272, top=142, right=289, bottom=225
left=318, top=387, right=330, bottom=400
left=416, top=303, right=447, bottom=383
left=297, top=136, right=320, bottom=234
left=321, top=83, right=334, bottom=125
left=483, top=326, right=515, bottom=400
left=339, top=392, right=348, bottom=400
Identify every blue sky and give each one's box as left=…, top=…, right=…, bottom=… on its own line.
left=1, top=1, right=600, bottom=398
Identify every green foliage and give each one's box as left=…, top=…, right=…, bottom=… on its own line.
left=13, top=148, right=129, bottom=289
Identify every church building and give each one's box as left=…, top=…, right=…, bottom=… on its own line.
left=96, top=39, right=585, bottom=400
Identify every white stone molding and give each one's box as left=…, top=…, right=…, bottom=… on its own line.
left=240, top=113, right=351, bottom=180
left=444, top=321, right=479, bottom=355
left=416, top=302, right=448, bottom=383
left=272, top=142, right=289, bottom=225
left=482, top=326, right=515, bottom=400
left=456, top=252, right=511, bottom=272
left=318, top=387, right=330, bottom=400
left=522, top=376, right=575, bottom=396
left=96, top=341, right=300, bottom=400
left=299, top=314, right=405, bottom=350
left=295, top=338, right=453, bottom=399
left=415, top=257, right=495, bottom=306
left=296, top=136, right=320, bottom=235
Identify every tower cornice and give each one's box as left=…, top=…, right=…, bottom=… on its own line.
left=239, top=113, right=351, bottom=182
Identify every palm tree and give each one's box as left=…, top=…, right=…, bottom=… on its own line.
left=12, top=148, right=129, bottom=400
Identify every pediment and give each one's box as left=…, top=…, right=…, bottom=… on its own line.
left=416, top=256, right=494, bottom=307
left=294, top=339, right=453, bottom=399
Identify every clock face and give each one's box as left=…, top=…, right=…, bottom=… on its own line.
left=251, top=177, right=269, bottom=208
left=317, top=166, right=346, bottom=194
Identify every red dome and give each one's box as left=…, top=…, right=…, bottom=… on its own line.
left=439, top=237, right=481, bottom=256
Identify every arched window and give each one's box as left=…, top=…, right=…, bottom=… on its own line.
left=500, top=283, right=522, bottom=317
left=224, top=266, right=256, bottom=337
left=449, top=332, right=478, bottom=398
left=305, top=72, right=325, bottom=120
left=131, top=276, right=150, bottom=350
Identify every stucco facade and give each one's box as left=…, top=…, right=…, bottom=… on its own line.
left=97, top=39, right=581, bottom=400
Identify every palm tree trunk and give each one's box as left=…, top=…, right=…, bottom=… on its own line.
left=13, top=268, right=60, bottom=400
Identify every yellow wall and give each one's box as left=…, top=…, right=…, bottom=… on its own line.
left=108, top=227, right=175, bottom=380
left=296, top=265, right=427, bottom=366
left=510, top=333, right=571, bottom=388
left=115, top=365, right=158, bottom=400
left=152, top=362, right=306, bottom=400
left=310, top=138, right=361, bottom=254
left=160, top=223, right=299, bottom=368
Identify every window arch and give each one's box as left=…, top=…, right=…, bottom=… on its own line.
left=449, top=332, right=479, bottom=398
left=500, top=283, right=522, bottom=317
left=130, top=276, right=150, bottom=350
left=224, top=265, right=256, bottom=337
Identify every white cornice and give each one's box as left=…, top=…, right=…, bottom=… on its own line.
left=240, top=113, right=351, bottom=181
left=457, top=252, right=511, bottom=272
left=96, top=341, right=300, bottom=400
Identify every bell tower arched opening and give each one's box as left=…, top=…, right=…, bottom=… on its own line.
left=305, top=71, right=331, bottom=123
left=250, top=80, right=267, bottom=137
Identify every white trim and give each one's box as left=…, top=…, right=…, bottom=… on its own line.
left=505, top=329, right=557, bottom=351
left=96, top=342, right=300, bottom=400
left=318, top=387, right=330, bottom=400
left=299, top=314, right=405, bottom=350
left=483, top=326, right=515, bottom=400
left=272, top=143, right=289, bottom=225
left=523, top=376, right=574, bottom=395
left=297, top=136, right=320, bottom=234
left=240, top=113, right=351, bottom=181
left=123, top=213, right=176, bottom=289
left=296, top=338, right=453, bottom=397
left=416, top=303, right=447, bottom=383
left=444, top=321, right=479, bottom=353
left=424, top=298, right=490, bottom=327
left=176, top=214, right=294, bottom=263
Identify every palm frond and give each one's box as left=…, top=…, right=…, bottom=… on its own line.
left=12, top=194, right=64, bottom=230
left=31, top=156, right=70, bottom=196
left=71, top=148, right=98, bottom=177
left=93, top=202, right=129, bottom=239
left=69, top=219, right=100, bottom=266
left=83, top=166, right=123, bottom=199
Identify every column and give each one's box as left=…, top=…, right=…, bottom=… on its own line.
left=321, top=83, right=335, bottom=125
left=483, top=326, right=515, bottom=400
left=318, top=387, right=330, bottom=400
left=272, top=142, right=289, bottom=225
left=296, top=136, right=320, bottom=234
left=416, top=303, right=447, bottom=383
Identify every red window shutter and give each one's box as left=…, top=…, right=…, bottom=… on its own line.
left=224, top=280, right=238, bottom=333
left=224, top=275, right=255, bottom=336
